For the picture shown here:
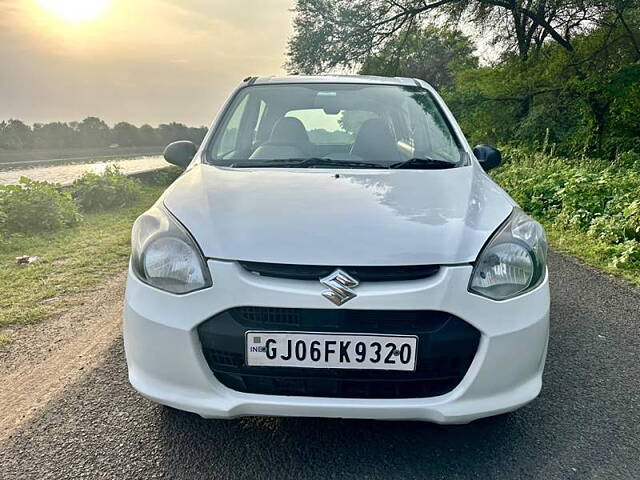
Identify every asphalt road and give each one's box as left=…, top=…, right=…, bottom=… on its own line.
left=1, top=251, right=639, bottom=479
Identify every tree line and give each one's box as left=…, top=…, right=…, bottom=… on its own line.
left=287, top=0, right=640, bottom=158
left=0, top=117, right=208, bottom=151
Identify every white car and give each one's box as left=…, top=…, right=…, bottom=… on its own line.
left=124, top=75, right=549, bottom=424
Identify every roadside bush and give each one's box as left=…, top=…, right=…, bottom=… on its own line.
left=144, top=166, right=183, bottom=186
left=493, top=148, right=568, bottom=217
left=588, top=200, right=640, bottom=244
left=613, top=151, right=640, bottom=169
left=554, top=170, right=615, bottom=228
left=492, top=148, right=640, bottom=269
left=0, top=177, right=80, bottom=235
left=609, top=240, right=640, bottom=270
left=71, top=165, right=142, bottom=212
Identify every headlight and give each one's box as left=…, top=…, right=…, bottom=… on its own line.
left=131, top=204, right=212, bottom=294
left=469, top=207, right=547, bottom=300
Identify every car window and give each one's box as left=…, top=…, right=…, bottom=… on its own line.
left=285, top=109, right=376, bottom=145
left=214, top=94, right=248, bottom=158
left=207, top=83, right=464, bottom=168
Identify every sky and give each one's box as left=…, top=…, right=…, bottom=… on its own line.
left=0, top=0, right=295, bottom=127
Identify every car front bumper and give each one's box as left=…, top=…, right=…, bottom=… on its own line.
left=123, top=260, right=549, bottom=424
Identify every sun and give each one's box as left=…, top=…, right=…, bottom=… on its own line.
left=37, top=0, right=112, bottom=23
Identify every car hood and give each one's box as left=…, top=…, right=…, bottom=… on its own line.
left=163, top=164, right=515, bottom=266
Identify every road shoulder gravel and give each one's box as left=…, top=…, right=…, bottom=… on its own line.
left=0, top=272, right=125, bottom=442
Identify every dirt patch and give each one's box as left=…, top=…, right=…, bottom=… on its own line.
left=0, top=272, right=126, bottom=442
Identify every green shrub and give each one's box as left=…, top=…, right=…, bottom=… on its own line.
left=71, top=165, right=142, bottom=212
left=492, top=148, right=640, bottom=272
left=613, top=151, right=640, bottom=169
left=591, top=200, right=640, bottom=242
left=609, top=240, right=640, bottom=270
left=143, top=166, right=183, bottom=186
left=554, top=170, right=614, bottom=228
left=0, top=177, right=80, bottom=235
left=493, top=148, right=568, bottom=217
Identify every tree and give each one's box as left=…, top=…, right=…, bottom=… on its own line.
left=111, top=122, right=139, bottom=147
left=287, top=0, right=640, bottom=157
left=0, top=117, right=208, bottom=152
left=32, top=122, right=76, bottom=149
left=286, top=0, right=636, bottom=73
left=138, top=124, right=159, bottom=146
left=0, top=119, right=33, bottom=149
left=445, top=15, right=640, bottom=155
left=360, top=26, right=478, bottom=88
left=156, top=123, right=207, bottom=147
left=157, top=122, right=189, bottom=145
left=77, top=117, right=110, bottom=148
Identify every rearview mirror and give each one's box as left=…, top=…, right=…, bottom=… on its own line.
left=163, top=141, right=197, bottom=168
left=473, top=145, right=502, bottom=172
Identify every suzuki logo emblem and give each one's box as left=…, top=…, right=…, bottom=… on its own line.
left=320, top=269, right=359, bottom=306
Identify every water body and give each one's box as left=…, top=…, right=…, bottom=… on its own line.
left=0, top=155, right=168, bottom=186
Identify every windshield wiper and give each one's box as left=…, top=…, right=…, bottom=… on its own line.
left=230, top=158, right=388, bottom=169
left=389, top=157, right=457, bottom=170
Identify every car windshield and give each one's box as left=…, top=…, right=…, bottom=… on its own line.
left=206, top=83, right=465, bottom=169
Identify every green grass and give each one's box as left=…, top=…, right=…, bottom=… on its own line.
left=544, top=225, right=640, bottom=287
left=492, top=146, right=640, bottom=289
left=0, top=185, right=165, bottom=328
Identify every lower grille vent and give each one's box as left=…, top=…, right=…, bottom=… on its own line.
left=197, top=307, right=480, bottom=399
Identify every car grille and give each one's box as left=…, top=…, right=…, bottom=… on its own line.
left=197, top=307, right=480, bottom=399
left=238, top=262, right=440, bottom=282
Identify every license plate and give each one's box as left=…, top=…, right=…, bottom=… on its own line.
left=245, top=331, right=418, bottom=371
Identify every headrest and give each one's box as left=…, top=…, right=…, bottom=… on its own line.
left=270, top=117, right=310, bottom=146
left=351, top=118, right=398, bottom=162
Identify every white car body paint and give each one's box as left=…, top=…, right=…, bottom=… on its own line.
left=162, top=165, right=514, bottom=266
left=123, top=75, right=550, bottom=423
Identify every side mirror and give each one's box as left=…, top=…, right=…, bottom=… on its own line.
left=473, top=145, right=502, bottom=171
left=163, top=141, right=197, bottom=168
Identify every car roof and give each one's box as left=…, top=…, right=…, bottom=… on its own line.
left=251, top=74, right=424, bottom=87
